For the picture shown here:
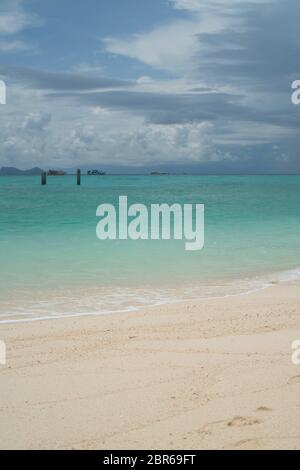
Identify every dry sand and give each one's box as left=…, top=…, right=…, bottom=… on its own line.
left=0, top=281, right=300, bottom=450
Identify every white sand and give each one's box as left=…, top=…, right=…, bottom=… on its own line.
left=0, top=281, right=300, bottom=449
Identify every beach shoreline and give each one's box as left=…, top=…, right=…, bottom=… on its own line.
left=0, top=281, right=300, bottom=450
left=1, top=264, right=299, bottom=324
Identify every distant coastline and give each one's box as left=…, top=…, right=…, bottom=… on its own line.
left=0, top=167, right=69, bottom=176
left=1, top=167, right=299, bottom=177
left=0, top=166, right=43, bottom=176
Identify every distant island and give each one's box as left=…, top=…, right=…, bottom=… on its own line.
left=0, top=167, right=69, bottom=176
left=0, top=166, right=43, bottom=176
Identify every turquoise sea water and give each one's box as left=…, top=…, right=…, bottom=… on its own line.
left=0, top=175, right=299, bottom=322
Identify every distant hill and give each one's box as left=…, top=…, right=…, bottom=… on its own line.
left=0, top=167, right=43, bottom=176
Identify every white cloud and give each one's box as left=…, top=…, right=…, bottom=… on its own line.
left=103, top=2, right=244, bottom=76
left=104, top=19, right=202, bottom=76
left=0, top=87, right=222, bottom=168
left=136, top=76, right=153, bottom=85
left=0, top=12, right=30, bottom=35
left=103, top=0, right=276, bottom=77
left=72, top=62, right=105, bottom=76
left=0, top=0, right=42, bottom=36
left=18, top=82, right=238, bottom=167
left=169, top=0, right=203, bottom=11
left=50, top=121, right=219, bottom=167
left=0, top=0, right=42, bottom=54
left=22, top=112, right=51, bottom=131
left=0, top=39, right=30, bottom=52
left=104, top=122, right=217, bottom=165
left=170, top=0, right=271, bottom=11
left=0, top=113, right=51, bottom=166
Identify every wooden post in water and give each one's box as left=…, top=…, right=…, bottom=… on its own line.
left=41, top=171, right=47, bottom=185
left=77, top=168, right=81, bottom=186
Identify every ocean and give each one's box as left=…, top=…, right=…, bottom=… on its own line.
left=0, top=175, right=299, bottom=323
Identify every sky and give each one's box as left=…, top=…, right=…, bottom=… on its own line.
left=0, top=0, right=299, bottom=173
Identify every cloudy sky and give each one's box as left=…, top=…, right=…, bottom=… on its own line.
left=0, top=0, right=299, bottom=173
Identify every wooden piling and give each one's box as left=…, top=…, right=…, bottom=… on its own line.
left=77, top=168, right=81, bottom=186
left=41, top=171, right=47, bottom=185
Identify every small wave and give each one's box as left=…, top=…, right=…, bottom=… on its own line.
left=0, top=266, right=299, bottom=324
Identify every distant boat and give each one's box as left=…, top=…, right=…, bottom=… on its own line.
left=87, top=170, right=106, bottom=175
left=47, top=169, right=66, bottom=176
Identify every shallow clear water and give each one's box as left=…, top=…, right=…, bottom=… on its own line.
left=0, top=175, right=299, bottom=322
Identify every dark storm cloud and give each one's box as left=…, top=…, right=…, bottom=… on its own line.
left=78, top=90, right=247, bottom=123
left=193, top=0, right=300, bottom=92
left=0, top=65, right=133, bottom=90
left=45, top=86, right=300, bottom=134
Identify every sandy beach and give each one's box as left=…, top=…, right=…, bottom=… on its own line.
left=0, top=281, right=300, bottom=450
